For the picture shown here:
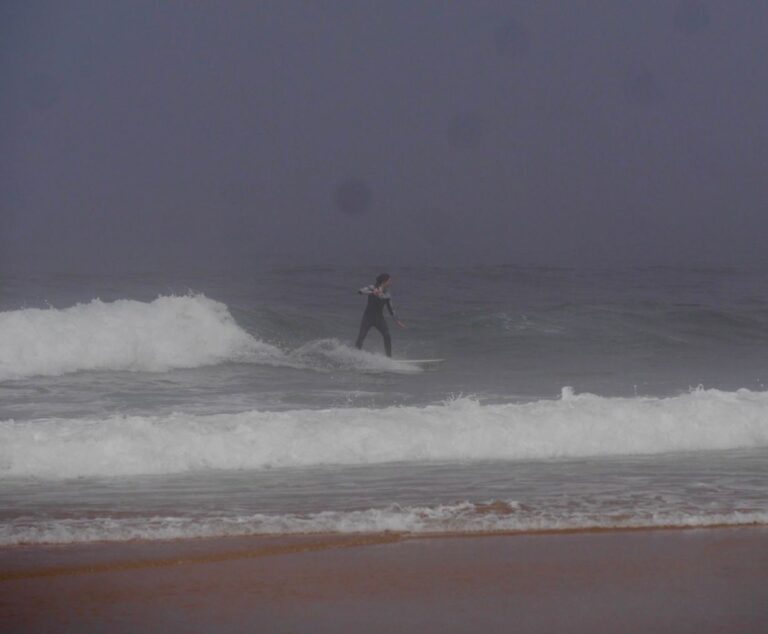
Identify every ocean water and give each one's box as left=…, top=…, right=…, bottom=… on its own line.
left=1, top=266, right=767, bottom=545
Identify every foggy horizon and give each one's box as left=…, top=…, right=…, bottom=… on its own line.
left=3, top=1, right=768, bottom=273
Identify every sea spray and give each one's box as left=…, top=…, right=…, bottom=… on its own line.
left=0, top=295, right=282, bottom=380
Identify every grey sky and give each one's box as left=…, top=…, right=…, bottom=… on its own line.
left=2, top=1, right=767, bottom=272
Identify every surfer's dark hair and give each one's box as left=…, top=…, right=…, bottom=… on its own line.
left=375, top=273, right=390, bottom=287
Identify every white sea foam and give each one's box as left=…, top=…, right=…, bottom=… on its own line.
left=291, top=338, right=422, bottom=374
left=2, top=388, right=768, bottom=479
left=1, top=503, right=765, bottom=545
left=0, top=295, right=282, bottom=381
left=0, top=296, right=421, bottom=381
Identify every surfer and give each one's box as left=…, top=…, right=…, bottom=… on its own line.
left=355, top=273, right=405, bottom=357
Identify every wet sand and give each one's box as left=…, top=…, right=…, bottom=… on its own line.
left=2, top=527, right=767, bottom=633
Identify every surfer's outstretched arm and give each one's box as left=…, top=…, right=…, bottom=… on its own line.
left=385, top=298, right=406, bottom=328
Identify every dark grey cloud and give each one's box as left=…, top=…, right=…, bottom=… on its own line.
left=2, top=0, right=768, bottom=272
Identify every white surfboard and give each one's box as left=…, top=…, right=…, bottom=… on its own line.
left=400, top=358, right=445, bottom=367
left=359, top=358, right=444, bottom=375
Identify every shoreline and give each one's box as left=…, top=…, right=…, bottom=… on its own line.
left=2, top=525, right=767, bottom=632
left=0, top=533, right=404, bottom=581
left=2, top=521, right=768, bottom=580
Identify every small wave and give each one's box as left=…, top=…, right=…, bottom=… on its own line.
left=0, top=295, right=284, bottom=381
left=2, top=502, right=765, bottom=545
left=290, top=338, right=422, bottom=374
left=2, top=388, right=768, bottom=479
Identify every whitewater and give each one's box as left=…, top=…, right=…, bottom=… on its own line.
left=2, top=388, right=768, bottom=479
left=0, top=295, right=281, bottom=380
left=2, top=266, right=768, bottom=544
left=0, top=294, right=419, bottom=382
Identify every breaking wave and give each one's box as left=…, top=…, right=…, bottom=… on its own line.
left=0, top=296, right=419, bottom=381
left=2, top=388, right=768, bottom=479
left=291, top=338, right=421, bottom=374
left=2, top=502, right=766, bottom=545
left=0, top=295, right=284, bottom=381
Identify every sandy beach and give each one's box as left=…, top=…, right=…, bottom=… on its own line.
left=2, top=526, right=766, bottom=633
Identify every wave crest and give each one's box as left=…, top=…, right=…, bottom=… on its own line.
left=0, top=295, right=282, bottom=381
left=2, top=388, right=768, bottom=479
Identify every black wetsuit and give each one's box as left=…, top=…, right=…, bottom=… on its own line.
left=355, top=285, right=397, bottom=357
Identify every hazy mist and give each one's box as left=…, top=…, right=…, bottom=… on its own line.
left=2, top=0, right=768, bottom=272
